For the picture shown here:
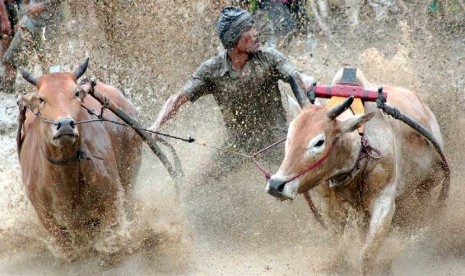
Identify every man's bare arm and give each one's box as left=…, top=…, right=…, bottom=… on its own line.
left=148, top=92, right=190, bottom=137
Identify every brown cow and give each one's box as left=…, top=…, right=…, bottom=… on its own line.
left=18, top=59, right=142, bottom=260
left=266, top=68, right=448, bottom=274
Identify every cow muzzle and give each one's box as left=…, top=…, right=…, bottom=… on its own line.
left=53, top=117, right=78, bottom=142
left=265, top=177, right=297, bottom=201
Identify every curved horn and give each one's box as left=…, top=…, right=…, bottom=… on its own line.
left=327, top=96, right=354, bottom=120
left=73, top=57, right=89, bottom=80
left=20, top=69, right=38, bottom=86
left=288, top=76, right=309, bottom=108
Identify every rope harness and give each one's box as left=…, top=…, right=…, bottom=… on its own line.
left=40, top=146, right=89, bottom=165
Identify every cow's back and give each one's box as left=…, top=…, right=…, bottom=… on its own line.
left=383, top=84, right=443, bottom=147
left=364, top=84, right=444, bottom=197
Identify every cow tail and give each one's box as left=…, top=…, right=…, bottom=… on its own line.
left=438, top=159, right=451, bottom=203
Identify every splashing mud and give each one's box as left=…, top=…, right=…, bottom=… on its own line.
left=0, top=0, right=464, bottom=275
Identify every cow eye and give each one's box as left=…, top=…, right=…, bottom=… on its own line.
left=74, top=91, right=80, bottom=98
left=39, top=97, right=45, bottom=104
left=315, top=139, right=325, bottom=147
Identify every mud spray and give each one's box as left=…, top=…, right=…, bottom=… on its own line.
left=0, top=1, right=464, bottom=275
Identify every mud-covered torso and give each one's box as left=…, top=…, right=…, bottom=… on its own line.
left=184, top=47, right=298, bottom=152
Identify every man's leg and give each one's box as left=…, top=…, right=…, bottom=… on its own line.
left=2, top=18, right=41, bottom=93
left=2, top=28, right=22, bottom=93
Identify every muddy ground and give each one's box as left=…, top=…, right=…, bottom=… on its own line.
left=0, top=1, right=464, bottom=275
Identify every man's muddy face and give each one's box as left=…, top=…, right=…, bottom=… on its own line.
left=236, top=27, right=260, bottom=53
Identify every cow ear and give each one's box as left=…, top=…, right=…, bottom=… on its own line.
left=285, top=93, right=301, bottom=120
left=78, top=82, right=92, bottom=95
left=21, top=92, right=40, bottom=111
left=74, top=86, right=88, bottom=102
left=339, top=112, right=375, bottom=133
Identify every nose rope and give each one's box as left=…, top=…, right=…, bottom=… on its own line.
left=32, top=110, right=58, bottom=125
left=31, top=108, right=98, bottom=126
left=40, top=146, right=90, bottom=165
left=303, top=191, right=325, bottom=227
left=282, top=141, right=338, bottom=185
left=187, top=138, right=287, bottom=180
left=251, top=138, right=287, bottom=180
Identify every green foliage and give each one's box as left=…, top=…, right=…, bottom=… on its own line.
left=248, top=0, right=258, bottom=14
left=429, top=0, right=465, bottom=15
left=429, top=0, right=439, bottom=13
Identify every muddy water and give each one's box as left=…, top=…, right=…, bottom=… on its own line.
left=1, top=1, right=465, bottom=275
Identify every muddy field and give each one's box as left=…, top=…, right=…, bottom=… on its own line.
left=0, top=1, right=464, bottom=275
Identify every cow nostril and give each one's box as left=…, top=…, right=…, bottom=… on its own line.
left=56, top=119, right=75, bottom=130
left=268, top=179, right=287, bottom=197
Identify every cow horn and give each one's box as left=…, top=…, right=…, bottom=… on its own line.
left=288, top=76, right=310, bottom=108
left=73, top=57, right=89, bottom=80
left=327, top=96, right=354, bottom=120
left=20, top=69, right=38, bottom=86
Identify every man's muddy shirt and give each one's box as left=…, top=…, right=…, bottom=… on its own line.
left=183, top=47, right=300, bottom=152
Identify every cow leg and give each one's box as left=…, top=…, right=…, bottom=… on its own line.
left=367, top=0, right=396, bottom=21
left=415, top=174, right=445, bottom=224
left=346, top=0, right=361, bottom=26
left=315, top=187, right=355, bottom=271
left=316, top=0, right=329, bottom=21
left=362, top=184, right=396, bottom=275
left=310, top=0, right=331, bottom=35
left=93, top=186, right=130, bottom=264
left=316, top=186, right=350, bottom=233
left=416, top=173, right=443, bottom=204
left=35, top=207, right=76, bottom=260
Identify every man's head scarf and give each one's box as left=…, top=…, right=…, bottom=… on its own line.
left=217, top=7, right=254, bottom=50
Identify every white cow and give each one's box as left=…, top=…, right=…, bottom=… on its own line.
left=266, top=67, right=449, bottom=274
